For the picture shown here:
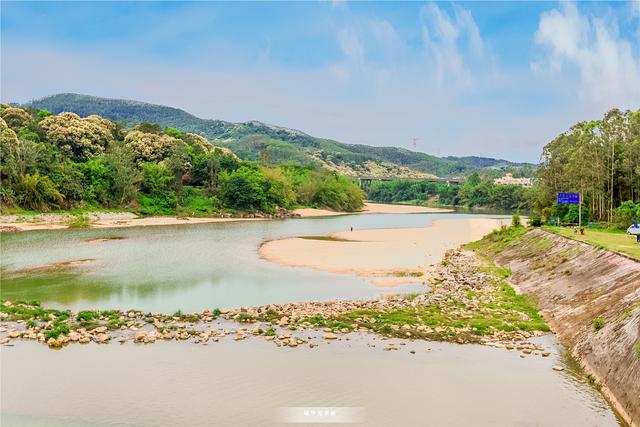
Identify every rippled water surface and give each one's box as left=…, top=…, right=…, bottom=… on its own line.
left=1, top=213, right=504, bottom=312
left=0, top=335, right=620, bottom=427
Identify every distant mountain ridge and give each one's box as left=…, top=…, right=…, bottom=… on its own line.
left=24, top=93, right=536, bottom=178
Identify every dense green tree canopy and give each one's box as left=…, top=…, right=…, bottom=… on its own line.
left=366, top=176, right=528, bottom=211
left=537, top=109, right=640, bottom=223
left=0, top=106, right=364, bottom=215
left=367, top=108, right=640, bottom=228
left=39, top=112, right=118, bottom=161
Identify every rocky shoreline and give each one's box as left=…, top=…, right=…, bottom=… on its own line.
left=0, top=248, right=552, bottom=358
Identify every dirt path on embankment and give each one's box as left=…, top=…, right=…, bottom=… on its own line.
left=494, top=229, right=640, bottom=427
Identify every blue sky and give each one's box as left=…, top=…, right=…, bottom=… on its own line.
left=2, top=1, right=639, bottom=162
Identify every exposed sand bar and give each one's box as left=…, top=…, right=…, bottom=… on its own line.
left=260, top=218, right=510, bottom=277
left=0, top=203, right=451, bottom=232
left=293, top=202, right=452, bottom=217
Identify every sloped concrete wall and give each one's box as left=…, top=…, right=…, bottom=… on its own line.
left=495, top=229, right=640, bottom=426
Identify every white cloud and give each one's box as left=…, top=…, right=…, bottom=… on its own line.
left=420, top=3, right=487, bottom=90
left=6, top=2, right=635, bottom=164
left=328, top=28, right=365, bottom=81
left=369, top=19, right=399, bottom=50
left=533, top=2, right=640, bottom=111
left=337, top=27, right=364, bottom=64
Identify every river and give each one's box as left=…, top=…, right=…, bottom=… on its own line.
left=0, top=212, right=623, bottom=426
left=1, top=212, right=500, bottom=312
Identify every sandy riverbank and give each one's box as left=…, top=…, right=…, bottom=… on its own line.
left=260, top=217, right=509, bottom=278
left=0, top=203, right=450, bottom=232
left=293, top=202, right=452, bottom=217
left=0, top=214, right=266, bottom=232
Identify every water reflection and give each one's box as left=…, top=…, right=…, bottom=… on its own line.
left=1, top=213, right=505, bottom=311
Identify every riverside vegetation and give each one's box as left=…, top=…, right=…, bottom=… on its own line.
left=0, top=105, right=364, bottom=216
left=0, top=224, right=552, bottom=358
left=4, top=100, right=638, bottom=231
left=367, top=108, right=640, bottom=230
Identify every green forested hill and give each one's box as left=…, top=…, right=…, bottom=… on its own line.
left=25, top=93, right=535, bottom=178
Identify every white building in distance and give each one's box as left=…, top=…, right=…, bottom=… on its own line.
left=493, top=173, right=533, bottom=188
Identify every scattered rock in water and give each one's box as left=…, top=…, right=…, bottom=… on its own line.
left=95, top=333, right=110, bottom=343
left=134, top=331, right=147, bottom=342
left=0, top=248, right=555, bottom=354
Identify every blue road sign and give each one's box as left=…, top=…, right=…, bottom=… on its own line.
left=558, top=193, right=580, bottom=205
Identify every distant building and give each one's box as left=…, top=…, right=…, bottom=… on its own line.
left=493, top=173, right=533, bottom=188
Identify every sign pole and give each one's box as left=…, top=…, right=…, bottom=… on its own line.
left=579, top=193, right=582, bottom=228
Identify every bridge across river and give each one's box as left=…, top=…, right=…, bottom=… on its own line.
left=356, top=175, right=464, bottom=189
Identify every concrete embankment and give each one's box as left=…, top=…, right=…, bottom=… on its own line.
left=494, top=229, right=640, bottom=426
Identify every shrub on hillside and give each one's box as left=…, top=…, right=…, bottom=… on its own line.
left=512, top=214, right=521, bottom=227
left=613, top=200, right=640, bottom=229
left=529, top=212, right=543, bottom=227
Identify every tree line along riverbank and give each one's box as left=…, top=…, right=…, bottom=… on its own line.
left=0, top=106, right=364, bottom=218
left=367, top=108, right=640, bottom=232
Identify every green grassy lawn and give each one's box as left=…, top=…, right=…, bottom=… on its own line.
left=543, top=226, right=640, bottom=260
